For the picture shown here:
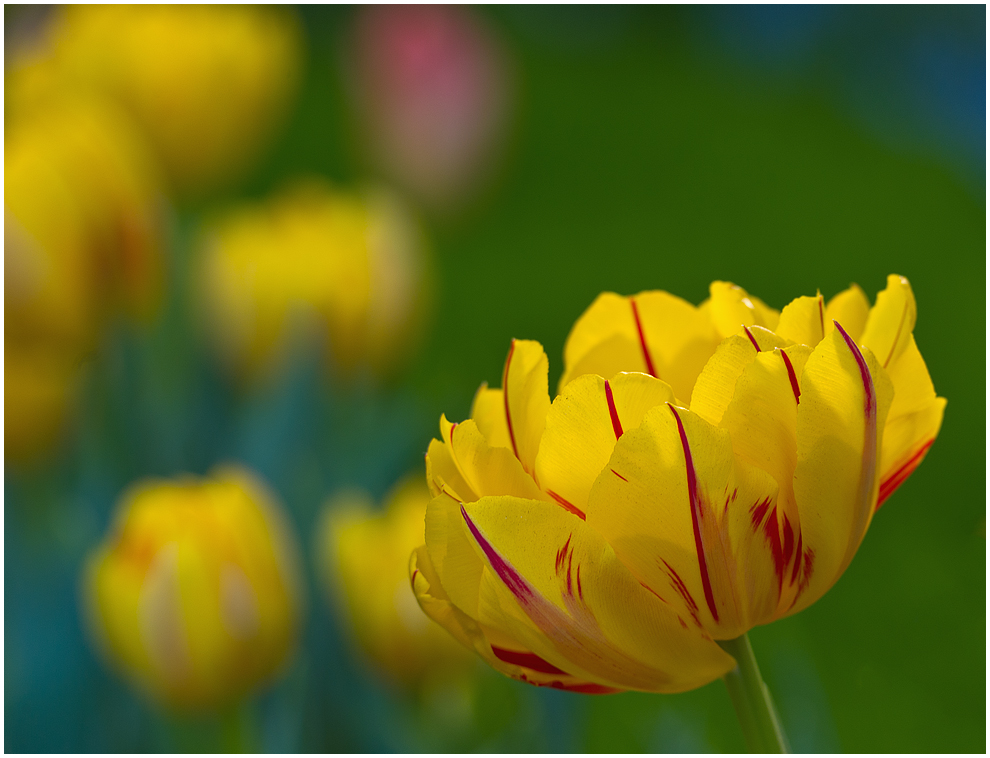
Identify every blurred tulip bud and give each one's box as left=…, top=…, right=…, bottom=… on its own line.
left=84, top=466, right=304, bottom=710
left=197, top=179, right=430, bottom=383
left=5, top=95, right=165, bottom=461
left=348, top=5, right=511, bottom=211
left=319, top=476, right=472, bottom=688
left=9, top=5, right=304, bottom=197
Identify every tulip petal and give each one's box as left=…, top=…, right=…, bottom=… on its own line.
left=629, top=291, right=722, bottom=402
left=877, top=336, right=946, bottom=507
left=424, top=491, right=486, bottom=618
left=559, top=291, right=720, bottom=402
left=501, top=339, right=551, bottom=474
left=690, top=327, right=788, bottom=427
left=776, top=294, right=826, bottom=348
left=441, top=416, right=548, bottom=502
left=789, top=323, right=893, bottom=615
left=824, top=283, right=870, bottom=341
left=561, top=292, right=642, bottom=390
left=410, top=544, right=488, bottom=653
left=718, top=345, right=814, bottom=617
left=460, top=496, right=735, bottom=692
left=707, top=281, right=780, bottom=339
left=426, top=437, right=477, bottom=502
left=470, top=383, right=512, bottom=450
left=860, top=274, right=916, bottom=370
left=586, top=402, right=781, bottom=638
left=535, top=372, right=675, bottom=517
left=411, top=545, right=619, bottom=693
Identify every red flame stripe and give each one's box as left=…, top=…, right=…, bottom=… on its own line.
left=604, top=379, right=623, bottom=439
left=630, top=298, right=657, bottom=376
left=877, top=439, right=934, bottom=509
left=667, top=404, right=719, bottom=623
left=491, top=645, right=569, bottom=676
left=547, top=490, right=586, bottom=520
left=502, top=339, right=520, bottom=460
left=744, top=325, right=761, bottom=352
left=780, top=349, right=801, bottom=404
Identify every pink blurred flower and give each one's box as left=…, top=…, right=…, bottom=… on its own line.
left=349, top=5, right=511, bottom=211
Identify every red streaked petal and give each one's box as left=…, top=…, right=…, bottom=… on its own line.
left=666, top=404, right=719, bottom=623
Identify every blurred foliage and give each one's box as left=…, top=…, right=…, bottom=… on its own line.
left=5, top=4, right=984, bottom=753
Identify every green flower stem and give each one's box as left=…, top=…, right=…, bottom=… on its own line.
left=718, top=633, right=790, bottom=753
left=219, top=699, right=260, bottom=754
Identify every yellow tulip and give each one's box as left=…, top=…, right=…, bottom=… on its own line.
left=412, top=275, right=944, bottom=694
left=5, top=95, right=165, bottom=460
left=197, top=180, right=429, bottom=381
left=320, top=477, right=472, bottom=687
left=5, top=95, right=164, bottom=343
left=8, top=4, right=303, bottom=196
left=84, top=466, right=303, bottom=710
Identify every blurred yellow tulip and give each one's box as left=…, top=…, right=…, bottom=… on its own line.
left=5, top=94, right=165, bottom=461
left=84, top=466, right=304, bottom=710
left=197, top=179, right=430, bottom=382
left=320, top=477, right=471, bottom=688
left=8, top=4, right=303, bottom=197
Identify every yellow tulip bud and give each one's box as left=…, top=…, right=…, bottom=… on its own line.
left=83, top=466, right=303, bottom=710
left=413, top=276, right=944, bottom=694
left=320, top=477, right=472, bottom=688
left=197, top=180, right=430, bottom=382
left=8, top=5, right=303, bottom=197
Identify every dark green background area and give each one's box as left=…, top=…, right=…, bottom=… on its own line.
left=6, top=5, right=985, bottom=753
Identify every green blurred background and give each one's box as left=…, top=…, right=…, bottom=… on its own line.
left=5, top=5, right=984, bottom=753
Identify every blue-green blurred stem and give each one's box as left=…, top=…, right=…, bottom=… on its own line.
left=718, top=634, right=789, bottom=753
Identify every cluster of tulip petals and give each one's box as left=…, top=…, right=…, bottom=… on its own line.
left=412, top=275, right=944, bottom=694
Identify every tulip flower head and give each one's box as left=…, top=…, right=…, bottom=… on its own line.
left=9, top=4, right=303, bottom=197
left=320, top=477, right=472, bottom=688
left=5, top=95, right=165, bottom=460
left=197, top=180, right=429, bottom=382
left=84, top=466, right=303, bottom=710
left=412, top=276, right=944, bottom=693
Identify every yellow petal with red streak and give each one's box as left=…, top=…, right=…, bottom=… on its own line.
left=535, top=372, right=675, bottom=517
left=411, top=546, right=621, bottom=693
left=690, top=327, right=788, bottom=427
left=561, top=292, right=641, bottom=390
left=559, top=291, right=721, bottom=402
left=789, top=325, right=893, bottom=616
left=877, top=336, right=946, bottom=507
left=719, top=345, right=813, bottom=618
left=424, top=492, right=485, bottom=618
left=585, top=402, right=780, bottom=639
left=460, top=496, right=735, bottom=693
